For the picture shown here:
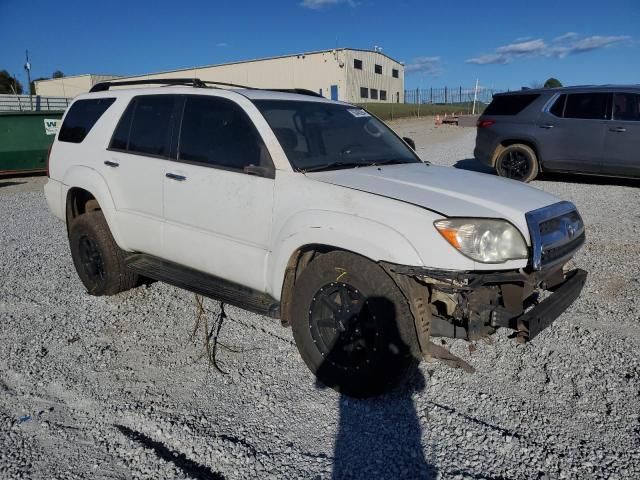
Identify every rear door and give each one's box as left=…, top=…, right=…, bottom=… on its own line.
left=162, top=95, right=275, bottom=292
left=602, top=91, right=640, bottom=177
left=536, top=92, right=608, bottom=173
left=104, top=94, right=179, bottom=256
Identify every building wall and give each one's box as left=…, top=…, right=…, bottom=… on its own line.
left=35, top=75, right=119, bottom=97
left=341, top=50, right=404, bottom=103
left=32, top=49, right=404, bottom=103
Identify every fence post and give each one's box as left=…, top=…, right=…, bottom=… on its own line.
left=445, top=86, right=448, bottom=104
left=430, top=87, right=433, bottom=104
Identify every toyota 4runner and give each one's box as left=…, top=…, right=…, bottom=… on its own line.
left=45, top=78, right=587, bottom=397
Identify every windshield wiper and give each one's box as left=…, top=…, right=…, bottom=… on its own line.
left=301, top=161, right=369, bottom=173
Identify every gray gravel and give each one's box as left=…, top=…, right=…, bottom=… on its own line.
left=1, top=121, right=639, bottom=479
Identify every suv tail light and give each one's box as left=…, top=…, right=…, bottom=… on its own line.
left=46, top=143, right=53, bottom=177
left=477, top=119, right=495, bottom=128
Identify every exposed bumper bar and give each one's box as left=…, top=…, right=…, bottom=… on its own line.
left=514, top=268, right=587, bottom=342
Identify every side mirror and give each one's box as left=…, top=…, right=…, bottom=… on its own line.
left=403, top=137, right=416, bottom=150
left=244, top=165, right=275, bottom=179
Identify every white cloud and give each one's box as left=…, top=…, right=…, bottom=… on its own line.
left=405, top=56, right=442, bottom=75
left=216, top=42, right=228, bottom=48
left=300, top=0, right=357, bottom=9
left=466, top=33, right=631, bottom=65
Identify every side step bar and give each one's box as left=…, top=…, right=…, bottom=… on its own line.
left=125, top=254, right=280, bottom=319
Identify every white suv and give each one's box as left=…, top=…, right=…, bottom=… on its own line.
left=45, top=79, right=587, bottom=397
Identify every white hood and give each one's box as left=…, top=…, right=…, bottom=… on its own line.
left=306, top=163, right=561, bottom=237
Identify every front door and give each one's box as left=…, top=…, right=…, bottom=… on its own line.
left=602, top=92, right=640, bottom=177
left=536, top=92, right=607, bottom=173
left=162, top=95, right=275, bottom=292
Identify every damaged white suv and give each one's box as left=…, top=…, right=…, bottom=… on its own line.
left=45, top=79, right=587, bottom=397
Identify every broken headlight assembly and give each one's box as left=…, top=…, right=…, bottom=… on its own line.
left=434, top=218, right=528, bottom=263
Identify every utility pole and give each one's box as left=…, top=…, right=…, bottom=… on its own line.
left=24, top=50, right=33, bottom=110
left=472, top=78, right=479, bottom=115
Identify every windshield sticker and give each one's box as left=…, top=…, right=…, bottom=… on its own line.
left=347, top=108, right=371, bottom=118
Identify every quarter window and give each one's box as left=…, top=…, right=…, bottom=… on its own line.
left=564, top=93, right=608, bottom=120
left=374, top=64, right=382, bottom=74
left=360, top=87, right=369, bottom=99
left=354, top=59, right=363, bottom=70
left=612, top=93, right=640, bottom=121
left=370, top=89, right=378, bottom=100
left=58, top=98, right=115, bottom=143
left=549, top=94, right=566, bottom=117
left=178, top=96, right=269, bottom=170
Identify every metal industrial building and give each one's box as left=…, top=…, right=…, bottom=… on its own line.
left=35, top=48, right=404, bottom=103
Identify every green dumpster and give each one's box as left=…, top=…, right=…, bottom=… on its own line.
left=0, top=110, right=65, bottom=175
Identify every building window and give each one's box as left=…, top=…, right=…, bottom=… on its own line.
left=360, top=87, right=368, bottom=99
left=392, top=69, right=399, bottom=78
left=380, top=90, right=387, bottom=101
left=354, top=59, right=363, bottom=70
left=370, top=89, right=378, bottom=100
left=374, top=64, right=382, bottom=74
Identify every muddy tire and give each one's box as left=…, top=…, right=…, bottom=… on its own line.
left=290, top=251, right=420, bottom=398
left=495, top=144, right=539, bottom=182
left=68, top=211, right=138, bottom=296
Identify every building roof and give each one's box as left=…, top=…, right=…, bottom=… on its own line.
left=113, top=48, right=404, bottom=80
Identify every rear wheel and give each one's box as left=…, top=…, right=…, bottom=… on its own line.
left=290, top=251, right=420, bottom=397
left=68, top=211, right=138, bottom=295
left=495, top=144, right=539, bottom=182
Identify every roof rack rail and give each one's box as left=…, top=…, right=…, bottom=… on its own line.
left=269, top=88, right=324, bottom=98
left=90, top=78, right=208, bottom=92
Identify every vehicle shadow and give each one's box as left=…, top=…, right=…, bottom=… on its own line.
left=453, top=157, right=640, bottom=187
left=452, top=158, right=494, bottom=174
left=0, top=181, right=27, bottom=188
left=314, top=296, right=437, bottom=480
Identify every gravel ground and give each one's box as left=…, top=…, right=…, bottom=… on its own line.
left=1, top=119, right=639, bottom=479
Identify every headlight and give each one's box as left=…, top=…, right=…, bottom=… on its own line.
left=434, top=218, right=528, bottom=263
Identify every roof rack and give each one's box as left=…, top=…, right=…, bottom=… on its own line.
left=89, top=78, right=325, bottom=98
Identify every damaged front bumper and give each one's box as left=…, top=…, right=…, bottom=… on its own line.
left=382, top=262, right=587, bottom=345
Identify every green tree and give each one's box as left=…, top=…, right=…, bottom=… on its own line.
left=52, top=70, right=64, bottom=79
left=544, top=77, right=563, bottom=88
left=0, top=70, right=24, bottom=94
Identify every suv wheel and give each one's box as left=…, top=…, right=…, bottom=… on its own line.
left=69, top=211, right=138, bottom=296
left=495, top=144, right=539, bottom=182
left=290, top=251, right=420, bottom=398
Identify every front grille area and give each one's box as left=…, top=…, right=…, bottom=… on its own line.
left=526, top=201, right=585, bottom=270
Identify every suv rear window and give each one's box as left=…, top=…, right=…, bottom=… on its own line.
left=483, top=94, right=540, bottom=116
left=564, top=93, right=608, bottom=119
left=58, top=98, right=115, bottom=143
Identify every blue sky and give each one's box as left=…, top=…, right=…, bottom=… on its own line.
left=1, top=0, right=638, bottom=91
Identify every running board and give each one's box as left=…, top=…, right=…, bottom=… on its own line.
left=125, top=254, right=280, bottom=318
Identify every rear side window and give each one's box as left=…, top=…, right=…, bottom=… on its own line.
left=549, top=94, right=566, bottom=117
left=58, top=98, right=115, bottom=143
left=110, top=95, right=177, bottom=157
left=178, top=96, right=269, bottom=170
left=564, top=93, right=608, bottom=120
left=483, top=94, right=540, bottom=116
left=612, top=93, right=640, bottom=121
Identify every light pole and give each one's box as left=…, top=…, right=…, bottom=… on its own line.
left=24, top=50, right=33, bottom=110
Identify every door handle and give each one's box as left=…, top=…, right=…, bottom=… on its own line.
left=166, top=172, right=186, bottom=181
left=104, top=160, right=119, bottom=167
left=609, top=127, right=627, bottom=133
left=538, top=124, right=554, bottom=129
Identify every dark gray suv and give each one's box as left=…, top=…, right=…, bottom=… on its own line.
left=474, top=85, right=640, bottom=182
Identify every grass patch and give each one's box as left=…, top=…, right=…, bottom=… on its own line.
left=358, top=103, right=485, bottom=121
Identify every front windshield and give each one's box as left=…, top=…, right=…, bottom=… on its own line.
left=254, top=100, right=420, bottom=171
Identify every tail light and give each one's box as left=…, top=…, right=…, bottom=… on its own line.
left=46, top=143, right=53, bottom=177
left=477, top=119, right=496, bottom=128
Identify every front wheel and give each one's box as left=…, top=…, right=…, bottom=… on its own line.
left=495, top=144, right=539, bottom=182
left=290, top=251, right=420, bottom=398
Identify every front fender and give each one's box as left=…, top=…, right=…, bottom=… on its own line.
left=62, top=166, right=128, bottom=250
left=267, top=210, right=424, bottom=300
